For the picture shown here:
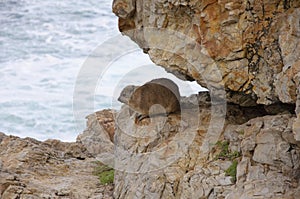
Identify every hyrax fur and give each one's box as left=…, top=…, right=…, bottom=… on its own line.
left=118, top=78, right=181, bottom=120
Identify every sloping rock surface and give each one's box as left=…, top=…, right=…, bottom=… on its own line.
left=0, top=109, right=115, bottom=199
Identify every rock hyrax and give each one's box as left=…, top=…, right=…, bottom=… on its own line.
left=118, top=78, right=181, bottom=120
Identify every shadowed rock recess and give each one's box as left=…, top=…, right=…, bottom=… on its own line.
left=110, top=0, right=300, bottom=198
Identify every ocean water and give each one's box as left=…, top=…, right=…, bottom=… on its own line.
left=0, top=0, right=204, bottom=141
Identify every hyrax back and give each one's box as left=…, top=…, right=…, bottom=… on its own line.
left=149, top=78, right=181, bottom=101
left=125, top=78, right=181, bottom=118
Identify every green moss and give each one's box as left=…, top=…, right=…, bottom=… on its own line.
left=93, top=162, right=114, bottom=185
left=214, top=141, right=240, bottom=183
left=215, top=141, right=230, bottom=158
left=99, top=170, right=114, bottom=185
left=214, top=141, right=241, bottom=160
left=228, top=151, right=241, bottom=160
left=225, top=160, right=238, bottom=183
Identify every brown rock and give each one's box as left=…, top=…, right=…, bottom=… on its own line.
left=0, top=131, right=113, bottom=198
left=77, top=109, right=116, bottom=165
left=112, top=0, right=300, bottom=107
left=113, top=93, right=300, bottom=198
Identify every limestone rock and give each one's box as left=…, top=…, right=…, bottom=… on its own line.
left=77, top=109, right=115, bottom=157
left=93, top=1, right=300, bottom=195
left=2, top=101, right=300, bottom=198
left=113, top=94, right=300, bottom=198
left=0, top=110, right=116, bottom=199
left=112, top=0, right=300, bottom=107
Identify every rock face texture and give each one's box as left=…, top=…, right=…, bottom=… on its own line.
left=2, top=1, right=300, bottom=198
left=111, top=4, right=300, bottom=192
left=1, top=101, right=299, bottom=198
left=112, top=0, right=300, bottom=107
left=1, top=1, right=299, bottom=198
left=0, top=109, right=115, bottom=199
left=77, top=109, right=116, bottom=159
left=113, top=93, right=300, bottom=198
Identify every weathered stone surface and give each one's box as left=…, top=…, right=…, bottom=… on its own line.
left=0, top=109, right=116, bottom=199
left=112, top=0, right=300, bottom=107
left=111, top=3, right=300, bottom=194
left=215, top=115, right=300, bottom=198
left=1, top=98, right=300, bottom=198
left=113, top=94, right=300, bottom=198
left=77, top=109, right=115, bottom=158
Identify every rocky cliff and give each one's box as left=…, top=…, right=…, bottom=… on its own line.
left=2, top=102, right=299, bottom=198
left=0, top=110, right=115, bottom=199
left=110, top=92, right=299, bottom=198
left=112, top=0, right=300, bottom=105
left=110, top=0, right=300, bottom=198
left=1, top=1, right=300, bottom=198
left=112, top=0, right=300, bottom=137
